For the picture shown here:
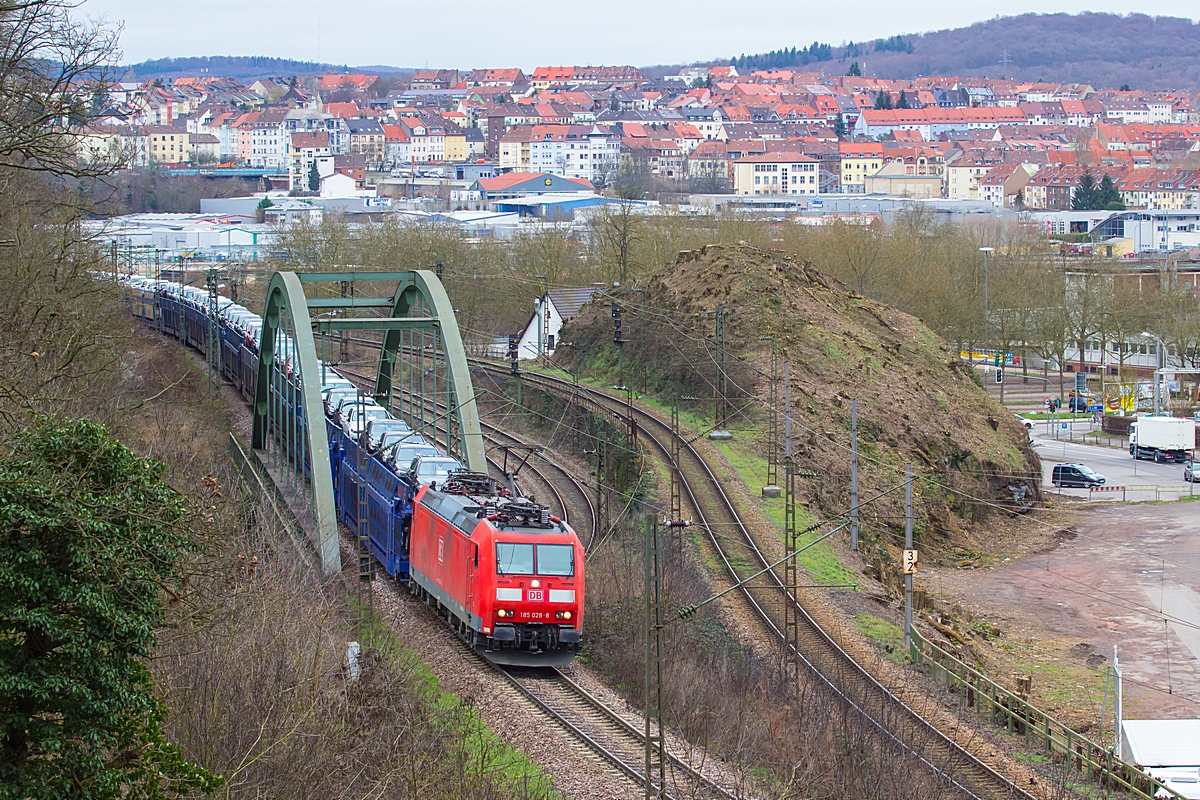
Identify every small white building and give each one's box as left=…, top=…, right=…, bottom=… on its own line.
left=1120, top=719, right=1200, bottom=799
left=320, top=172, right=377, bottom=199
left=515, top=288, right=600, bottom=359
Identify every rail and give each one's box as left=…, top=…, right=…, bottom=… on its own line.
left=909, top=630, right=1184, bottom=800
left=493, top=664, right=737, bottom=799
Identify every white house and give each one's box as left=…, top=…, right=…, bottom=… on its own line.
left=515, top=288, right=600, bottom=359
left=320, top=172, right=376, bottom=199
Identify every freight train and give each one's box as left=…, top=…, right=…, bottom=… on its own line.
left=120, top=276, right=584, bottom=666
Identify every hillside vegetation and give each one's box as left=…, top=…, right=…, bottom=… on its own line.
left=729, top=12, right=1200, bottom=91
left=121, top=56, right=408, bottom=81
left=564, top=244, right=1040, bottom=562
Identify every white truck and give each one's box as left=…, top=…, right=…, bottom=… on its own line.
left=1130, top=416, right=1196, bottom=463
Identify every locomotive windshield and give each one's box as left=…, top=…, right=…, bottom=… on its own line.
left=496, top=543, right=534, bottom=575
left=495, top=543, right=574, bottom=576
left=536, top=544, right=574, bottom=576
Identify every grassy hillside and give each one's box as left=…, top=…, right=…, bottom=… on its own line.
left=562, top=244, right=1040, bottom=563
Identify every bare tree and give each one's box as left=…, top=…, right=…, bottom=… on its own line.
left=0, top=0, right=122, bottom=177
left=592, top=199, right=641, bottom=285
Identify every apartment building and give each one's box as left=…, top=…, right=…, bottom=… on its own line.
left=498, top=125, right=620, bottom=182
left=289, top=131, right=332, bottom=191
left=732, top=152, right=819, bottom=195
left=247, top=109, right=288, bottom=169
left=839, top=142, right=883, bottom=193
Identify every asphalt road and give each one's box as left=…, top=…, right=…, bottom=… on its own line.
left=1029, top=421, right=1196, bottom=500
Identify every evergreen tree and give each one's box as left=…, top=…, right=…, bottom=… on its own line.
left=308, top=160, right=320, bottom=192
left=874, top=89, right=893, bottom=110
left=846, top=61, right=862, bottom=76
left=1098, top=173, right=1125, bottom=209
left=0, top=419, right=219, bottom=798
left=1072, top=170, right=1097, bottom=210
left=896, top=90, right=910, bottom=108
left=833, top=116, right=847, bottom=137
left=255, top=196, right=274, bottom=223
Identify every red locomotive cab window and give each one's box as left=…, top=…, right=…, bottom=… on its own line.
left=496, top=543, right=533, bottom=575
left=535, top=544, right=574, bottom=577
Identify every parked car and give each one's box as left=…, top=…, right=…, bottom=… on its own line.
left=324, top=388, right=359, bottom=418
left=384, top=440, right=440, bottom=471
left=1185, top=462, right=1197, bottom=483
left=361, top=418, right=413, bottom=452
left=340, top=402, right=390, bottom=438
left=406, top=455, right=462, bottom=488
left=1052, top=463, right=1106, bottom=488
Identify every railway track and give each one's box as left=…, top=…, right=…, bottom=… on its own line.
left=334, top=366, right=744, bottom=797
left=472, top=361, right=1037, bottom=800
left=496, top=665, right=737, bottom=800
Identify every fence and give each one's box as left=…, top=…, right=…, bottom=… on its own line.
left=1087, top=484, right=1193, bottom=501
left=908, top=629, right=1184, bottom=800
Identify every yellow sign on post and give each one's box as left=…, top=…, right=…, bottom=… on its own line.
left=902, top=549, right=919, bottom=575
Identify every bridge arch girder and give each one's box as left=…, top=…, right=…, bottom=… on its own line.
left=251, top=271, right=340, bottom=576
left=375, top=269, right=486, bottom=473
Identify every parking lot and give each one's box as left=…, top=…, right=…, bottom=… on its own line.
left=1030, top=421, right=1196, bottom=502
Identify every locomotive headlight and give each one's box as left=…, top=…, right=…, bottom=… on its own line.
left=555, top=610, right=572, bottom=620
left=563, top=611, right=572, bottom=620
left=530, top=579, right=540, bottom=588
left=497, top=609, right=508, bottom=618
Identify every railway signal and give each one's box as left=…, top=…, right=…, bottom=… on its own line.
left=508, top=333, right=519, bottom=374
left=611, top=301, right=622, bottom=344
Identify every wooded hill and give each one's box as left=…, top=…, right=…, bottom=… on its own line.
left=723, top=13, right=1200, bottom=91
left=121, top=56, right=408, bottom=81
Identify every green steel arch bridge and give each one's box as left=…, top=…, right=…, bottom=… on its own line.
left=249, top=270, right=485, bottom=577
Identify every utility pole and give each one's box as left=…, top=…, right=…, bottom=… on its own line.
left=612, top=299, right=624, bottom=389
left=153, top=250, right=162, bottom=333
left=762, top=335, right=780, bottom=497
left=851, top=398, right=859, bottom=551
left=1114, top=645, right=1123, bottom=755
left=595, top=435, right=610, bottom=543
left=357, top=391, right=375, bottom=645
left=206, top=267, right=220, bottom=394
left=782, top=359, right=799, bottom=686
left=669, top=400, right=682, bottom=545
left=339, top=280, right=350, bottom=364
left=980, top=247, right=993, bottom=380
left=714, top=305, right=728, bottom=433
left=644, top=517, right=666, bottom=800
left=903, top=462, right=914, bottom=650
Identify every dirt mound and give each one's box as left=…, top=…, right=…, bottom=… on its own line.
left=566, top=244, right=1040, bottom=562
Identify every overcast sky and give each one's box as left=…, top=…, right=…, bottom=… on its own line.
left=83, top=0, right=1200, bottom=69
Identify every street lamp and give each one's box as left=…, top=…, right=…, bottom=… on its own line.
left=979, top=247, right=994, bottom=375
left=1140, top=331, right=1164, bottom=416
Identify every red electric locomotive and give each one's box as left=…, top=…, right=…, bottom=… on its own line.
left=408, top=471, right=584, bottom=666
